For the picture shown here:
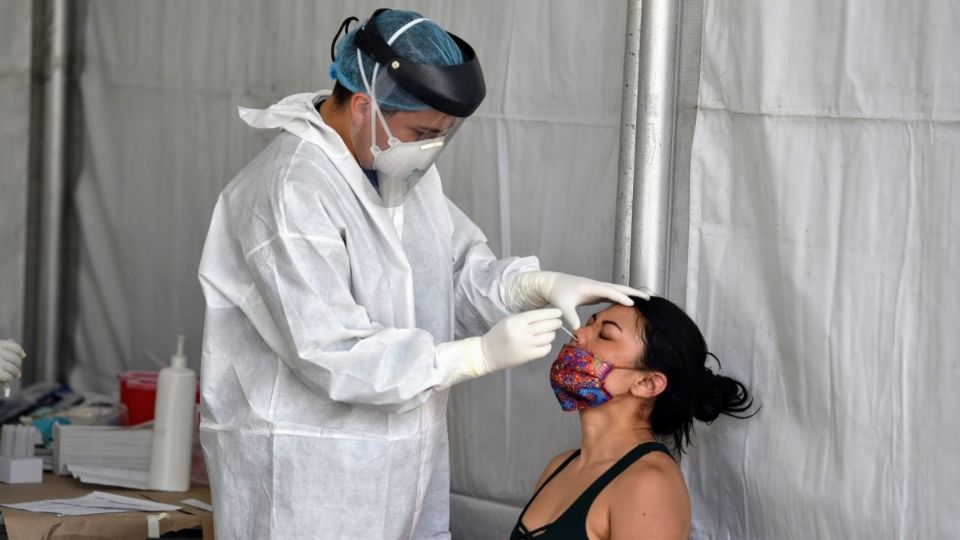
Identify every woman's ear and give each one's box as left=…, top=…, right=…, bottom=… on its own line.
left=630, top=371, right=667, bottom=399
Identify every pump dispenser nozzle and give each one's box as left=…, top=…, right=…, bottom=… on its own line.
left=171, top=335, right=187, bottom=368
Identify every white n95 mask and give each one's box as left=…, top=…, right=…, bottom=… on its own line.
left=370, top=131, right=446, bottom=206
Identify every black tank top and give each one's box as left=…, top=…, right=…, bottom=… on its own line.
left=509, top=441, right=671, bottom=539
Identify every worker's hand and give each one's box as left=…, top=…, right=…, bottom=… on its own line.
left=476, top=308, right=563, bottom=374
left=0, top=340, right=25, bottom=384
left=505, top=271, right=650, bottom=329
left=435, top=309, right=562, bottom=384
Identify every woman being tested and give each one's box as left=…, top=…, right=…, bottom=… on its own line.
left=512, top=297, right=754, bottom=539
left=198, top=9, right=646, bottom=539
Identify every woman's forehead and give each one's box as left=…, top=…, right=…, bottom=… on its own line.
left=595, top=304, right=640, bottom=327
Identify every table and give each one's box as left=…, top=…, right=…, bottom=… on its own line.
left=0, top=474, right=213, bottom=540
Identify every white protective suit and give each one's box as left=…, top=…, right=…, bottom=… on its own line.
left=198, top=91, right=538, bottom=539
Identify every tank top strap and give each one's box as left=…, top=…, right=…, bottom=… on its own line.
left=553, top=441, right=671, bottom=526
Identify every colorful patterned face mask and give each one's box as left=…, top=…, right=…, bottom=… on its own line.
left=550, top=344, right=634, bottom=411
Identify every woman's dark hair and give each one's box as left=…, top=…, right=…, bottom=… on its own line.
left=629, top=295, right=755, bottom=454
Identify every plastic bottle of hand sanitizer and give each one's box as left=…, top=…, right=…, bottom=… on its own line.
left=149, top=335, right=197, bottom=491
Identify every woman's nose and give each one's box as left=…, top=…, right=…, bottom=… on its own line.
left=573, top=326, right=588, bottom=343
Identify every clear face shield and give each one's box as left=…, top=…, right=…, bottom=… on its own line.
left=345, top=10, right=486, bottom=207
left=354, top=62, right=466, bottom=207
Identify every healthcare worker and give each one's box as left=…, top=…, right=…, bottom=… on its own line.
left=198, top=9, right=646, bottom=539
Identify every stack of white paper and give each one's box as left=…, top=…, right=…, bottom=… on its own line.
left=52, top=424, right=152, bottom=478
left=1, top=490, right=181, bottom=515
left=66, top=464, right=150, bottom=489
left=34, top=446, right=53, bottom=472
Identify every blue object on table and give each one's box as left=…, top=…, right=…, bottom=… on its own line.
left=32, top=416, right=72, bottom=445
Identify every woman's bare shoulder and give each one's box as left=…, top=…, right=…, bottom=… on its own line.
left=547, top=448, right=579, bottom=469
left=607, top=451, right=690, bottom=538
left=617, top=450, right=686, bottom=496
left=532, top=449, right=579, bottom=491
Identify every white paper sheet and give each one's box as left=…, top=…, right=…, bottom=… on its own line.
left=181, top=498, right=213, bottom=512
left=2, top=490, right=181, bottom=515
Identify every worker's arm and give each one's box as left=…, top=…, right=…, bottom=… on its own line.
left=445, top=199, right=540, bottom=337
left=235, top=213, right=461, bottom=413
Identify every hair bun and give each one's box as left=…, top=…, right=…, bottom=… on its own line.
left=693, top=368, right=753, bottom=423
left=693, top=369, right=723, bottom=422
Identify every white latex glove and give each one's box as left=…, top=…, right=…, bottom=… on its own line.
left=436, top=308, right=562, bottom=383
left=0, top=340, right=25, bottom=384
left=505, top=271, right=651, bottom=329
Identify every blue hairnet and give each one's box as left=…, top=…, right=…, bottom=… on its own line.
left=330, top=10, right=465, bottom=111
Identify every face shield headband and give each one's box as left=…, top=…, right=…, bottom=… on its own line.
left=352, top=8, right=486, bottom=118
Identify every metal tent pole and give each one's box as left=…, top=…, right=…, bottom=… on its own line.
left=628, top=0, right=682, bottom=294
left=27, top=0, right=70, bottom=382
left=613, top=0, right=643, bottom=286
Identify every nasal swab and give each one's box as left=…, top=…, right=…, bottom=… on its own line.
left=559, top=325, right=578, bottom=341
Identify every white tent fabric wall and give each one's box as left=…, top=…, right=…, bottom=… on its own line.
left=0, top=1, right=32, bottom=344
left=686, top=1, right=959, bottom=538
left=70, top=0, right=630, bottom=536
left=69, top=0, right=296, bottom=390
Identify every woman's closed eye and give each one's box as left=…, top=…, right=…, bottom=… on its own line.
left=585, top=315, right=623, bottom=340
left=599, top=321, right=622, bottom=340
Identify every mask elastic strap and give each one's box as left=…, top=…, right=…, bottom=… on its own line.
left=374, top=17, right=428, bottom=89
left=357, top=48, right=389, bottom=156
left=357, top=17, right=429, bottom=153
left=386, top=18, right=428, bottom=45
